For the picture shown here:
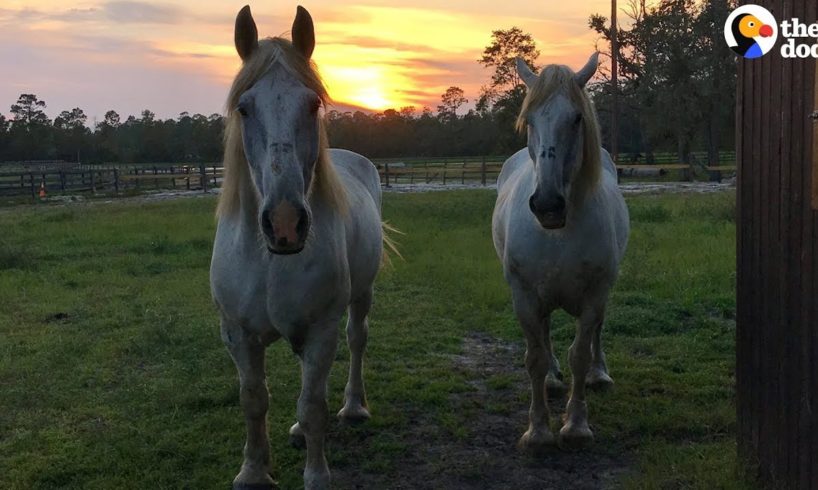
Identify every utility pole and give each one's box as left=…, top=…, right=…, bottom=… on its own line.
left=610, top=0, right=619, bottom=164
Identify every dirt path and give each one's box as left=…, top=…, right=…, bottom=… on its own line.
left=331, top=332, right=630, bottom=489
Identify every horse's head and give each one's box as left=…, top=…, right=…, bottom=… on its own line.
left=515, top=53, right=600, bottom=230
left=232, top=6, right=323, bottom=254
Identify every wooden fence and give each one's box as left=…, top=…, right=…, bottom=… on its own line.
left=0, top=164, right=223, bottom=198
left=0, top=153, right=737, bottom=199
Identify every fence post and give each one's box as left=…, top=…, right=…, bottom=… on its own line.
left=114, top=168, right=120, bottom=194
left=29, top=173, right=35, bottom=199
left=213, top=165, right=218, bottom=187
left=200, top=164, right=207, bottom=192
left=443, top=162, right=447, bottom=185
left=384, top=163, right=390, bottom=187
left=186, top=167, right=191, bottom=190
left=90, top=169, right=96, bottom=193
left=60, top=171, right=66, bottom=192
left=481, top=156, right=487, bottom=186
left=425, top=161, right=429, bottom=183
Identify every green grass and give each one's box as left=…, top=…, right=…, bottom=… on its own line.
left=0, top=190, right=746, bottom=488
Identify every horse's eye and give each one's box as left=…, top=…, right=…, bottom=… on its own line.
left=574, top=114, right=583, bottom=125
left=309, top=99, right=321, bottom=114
left=237, top=106, right=248, bottom=117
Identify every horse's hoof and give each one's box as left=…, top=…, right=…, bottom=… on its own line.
left=337, top=404, right=371, bottom=425
left=233, top=469, right=277, bottom=490
left=233, top=483, right=278, bottom=490
left=558, top=423, right=594, bottom=451
left=303, top=467, right=331, bottom=490
left=585, top=370, right=614, bottom=391
left=517, top=428, right=556, bottom=455
left=546, top=373, right=568, bottom=398
left=288, top=422, right=306, bottom=449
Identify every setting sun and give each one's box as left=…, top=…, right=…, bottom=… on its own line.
left=0, top=1, right=610, bottom=118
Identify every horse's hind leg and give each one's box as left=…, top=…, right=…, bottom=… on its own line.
left=512, top=287, right=555, bottom=453
left=585, top=320, right=614, bottom=390
left=546, top=337, right=568, bottom=397
left=222, top=320, right=275, bottom=489
left=559, top=303, right=604, bottom=450
left=298, top=324, right=338, bottom=490
left=338, top=288, right=372, bottom=423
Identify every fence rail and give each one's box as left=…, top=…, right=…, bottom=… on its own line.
left=0, top=154, right=737, bottom=199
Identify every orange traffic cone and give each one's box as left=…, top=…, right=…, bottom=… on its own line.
left=39, top=182, right=46, bottom=199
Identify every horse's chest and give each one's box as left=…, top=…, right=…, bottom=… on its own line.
left=508, top=242, right=611, bottom=308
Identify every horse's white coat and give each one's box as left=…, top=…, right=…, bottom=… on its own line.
left=211, top=7, right=383, bottom=489
left=492, top=54, right=629, bottom=451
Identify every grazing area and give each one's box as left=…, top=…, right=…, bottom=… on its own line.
left=0, top=189, right=742, bottom=488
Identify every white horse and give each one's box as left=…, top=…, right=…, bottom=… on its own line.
left=492, top=54, right=629, bottom=451
left=210, top=6, right=389, bottom=489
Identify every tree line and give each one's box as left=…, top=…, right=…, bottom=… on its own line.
left=0, top=0, right=735, bottom=165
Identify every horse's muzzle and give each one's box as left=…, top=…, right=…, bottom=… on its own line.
left=260, top=201, right=310, bottom=254
left=529, top=192, right=567, bottom=229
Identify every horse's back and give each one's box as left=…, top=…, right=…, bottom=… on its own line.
left=329, top=148, right=381, bottom=209
left=496, top=148, right=531, bottom=191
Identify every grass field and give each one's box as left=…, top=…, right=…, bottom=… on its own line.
left=0, top=189, right=746, bottom=489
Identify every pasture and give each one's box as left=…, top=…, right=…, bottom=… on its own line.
left=0, top=189, right=743, bottom=488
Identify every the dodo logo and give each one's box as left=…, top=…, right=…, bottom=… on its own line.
left=724, top=5, right=777, bottom=59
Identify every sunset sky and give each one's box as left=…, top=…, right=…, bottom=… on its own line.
left=0, top=0, right=613, bottom=123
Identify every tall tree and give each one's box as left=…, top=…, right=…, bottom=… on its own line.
left=10, top=94, right=50, bottom=129
left=437, top=86, right=468, bottom=120
left=478, top=27, right=540, bottom=93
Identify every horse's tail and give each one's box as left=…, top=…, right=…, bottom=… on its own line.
left=381, top=220, right=403, bottom=267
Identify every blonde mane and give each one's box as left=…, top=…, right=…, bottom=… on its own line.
left=217, top=37, right=348, bottom=218
left=515, top=64, right=602, bottom=205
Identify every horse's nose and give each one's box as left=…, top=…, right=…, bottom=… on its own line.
left=529, top=190, right=566, bottom=215
left=261, top=201, right=310, bottom=253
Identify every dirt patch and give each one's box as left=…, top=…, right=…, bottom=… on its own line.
left=331, top=332, right=630, bottom=489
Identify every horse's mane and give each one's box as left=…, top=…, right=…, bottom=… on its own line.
left=217, top=37, right=347, bottom=218
left=515, top=64, right=602, bottom=205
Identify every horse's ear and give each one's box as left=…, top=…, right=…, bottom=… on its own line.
left=292, top=6, right=315, bottom=59
left=516, top=58, right=538, bottom=88
left=235, top=5, right=258, bottom=61
left=575, top=52, right=599, bottom=87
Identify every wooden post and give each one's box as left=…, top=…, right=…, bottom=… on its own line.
left=213, top=165, right=218, bottom=187
left=425, top=161, right=429, bottom=183
left=114, top=168, right=120, bottom=194
left=90, top=169, right=96, bottom=193
left=60, top=171, right=66, bottom=192
left=200, top=164, right=207, bottom=192
left=443, top=162, right=447, bottom=185
left=610, top=0, right=619, bottom=164
left=481, top=156, right=487, bottom=186
left=29, top=173, right=35, bottom=199
left=171, top=166, right=176, bottom=189
left=384, top=163, right=390, bottom=187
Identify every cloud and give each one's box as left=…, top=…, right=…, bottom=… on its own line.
left=102, top=1, right=182, bottom=24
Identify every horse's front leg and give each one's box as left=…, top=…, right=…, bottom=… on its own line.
left=222, top=320, right=275, bottom=489
left=511, top=287, right=555, bottom=453
left=559, top=303, right=605, bottom=450
left=297, top=323, right=338, bottom=490
left=585, top=320, right=614, bottom=390
left=546, top=343, right=568, bottom=397
left=338, top=288, right=372, bottom=423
